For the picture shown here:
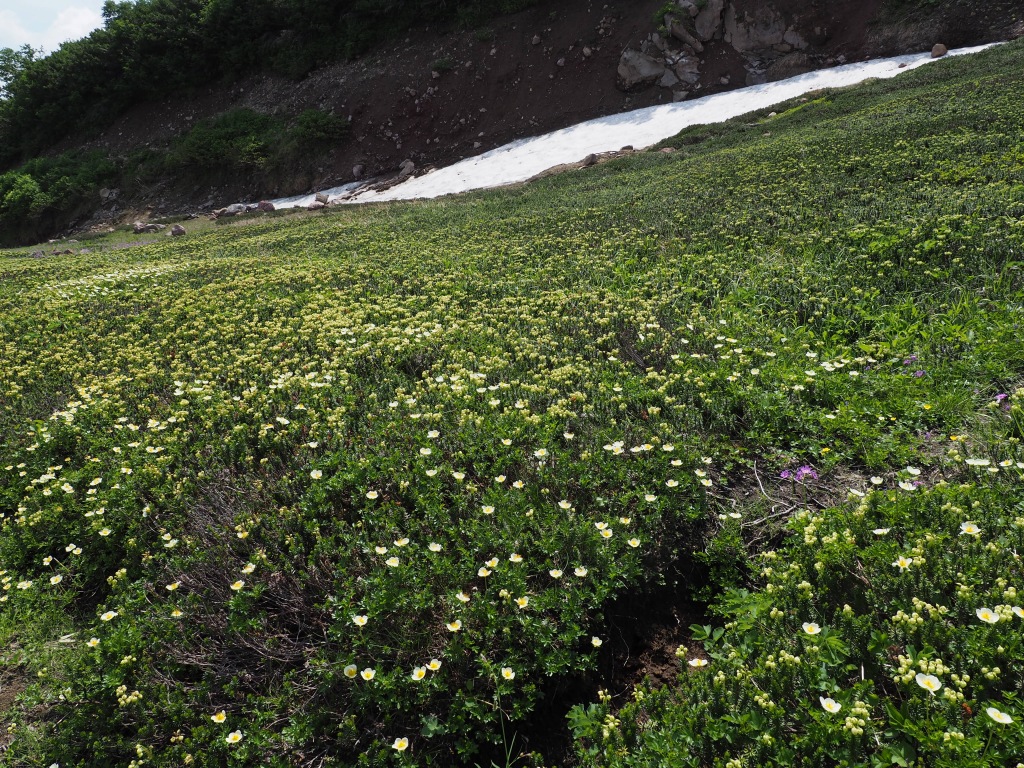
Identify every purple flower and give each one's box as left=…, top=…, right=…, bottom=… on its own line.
left=995, top=393, right=1008, bottom=402
left=795, top=465, right=818, bottom=482
left=903, top=355, right=919, bottom=365
left=780, top=470, right=793, bottom=480
left=913, top=370, right=925, bottom=378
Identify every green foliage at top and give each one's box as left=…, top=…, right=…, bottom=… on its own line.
left=1, top=38, right=1024, bottom=768
left=0, top=0, right=542, bottom=168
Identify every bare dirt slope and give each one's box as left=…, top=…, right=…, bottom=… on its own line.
left=66, top=0, right=1023, bottom=224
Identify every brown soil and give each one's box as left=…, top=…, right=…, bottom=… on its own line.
left=60, top=0, right=1022, bottom=228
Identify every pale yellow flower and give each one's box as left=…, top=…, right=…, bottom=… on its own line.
left=501, top=667, right=515, bottom=680
left=447, top=620, right=462, bottom=632
left=366, top=490, right=379, bottom=499
left=509, top=553, right=523, bottom=563
left=986, top=706, right=1013, bottom=724
left=343, top=664, right=358, bottom=678
left=549, top=569, right=563, bottom=579
left=211, top=710, right=227, bottom=723
left=427, top=659, right=442, bottom=671
left=802, top=622, right=821, bottom=636
left=230, top=580, right=244, bottom=591
left=226, top=730, right=243, bottom=744
left=428, top=542, right=442, bottom=552
left=392, top=737, right=409, bottom=751
left=352, top=615, right=368, bottom=627
left=360, top=668, right=375, bottom=680
left=515, top=596, right=529, bottom=608
left=688, top=658, right=708, bottom=668
left=976, top=607, right=999, bottom=624
left=411, top=667, right=426, bottom=681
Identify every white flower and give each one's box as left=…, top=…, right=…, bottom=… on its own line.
left=976, top=607, right=999, bottom=624
left=872, top=528, right=891, bottom=535
left=801, top=622, right=821, bottom=635
left=986, top=706, right=1013, bottom=724
left=688, top=658, right=708, bottom=668
left=915, top=673, right=942, bottom=694
left=819, top=697, right=842, bottom=713
left=959, top=522, right=981, bottom=536
left=309, top=469, right=322, bottom=479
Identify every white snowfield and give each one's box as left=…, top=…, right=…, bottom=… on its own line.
left=269, top=43, right=998, bottom=210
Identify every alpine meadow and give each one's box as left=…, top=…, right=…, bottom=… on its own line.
left=2, top=38, right=1024, bottom=768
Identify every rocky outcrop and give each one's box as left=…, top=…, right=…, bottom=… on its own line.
left=617, top=49, right=666, bottom=91
left=694, top=0, right=726, bottom=42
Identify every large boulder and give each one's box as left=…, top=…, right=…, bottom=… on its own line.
left=398, top=159, right=416, bottom=178
left=315, top=191, right=330, bottom=205
left=931, top=43, right=948, bottom=58
left=169, top=224, right=186, bottom=237
left=672, top=55, right=702, bottom=85
left=724, top=4, right=786, bottom=52
left=668, top=19, right=704, bottom=53
left=617, top=49, right=666, bottom=91
left=257, top=200, right=275, bottom=212
left=694, top=0, right=726, bottom=41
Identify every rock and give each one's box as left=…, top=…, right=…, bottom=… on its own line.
left=431, top=70, right=440, bottom=79
left=399, top=159, right=416, bottom=178
left=931, top=43, right=948, bottom=58
left=673, top=89, right=689, bottom=101
left=532, top=35, right=541, bottom=45
left=668, top=20, right=704, bottom=53
left=307, top=200, right=326, bottom=211
left=617, top=49, right=665, bottom=90
left=133, top=221, right=166, bottom=234
left=694, top=0, right=725, bottom=41
left=257, top=200, right=275, bottom=212
left=582, top=154, right=598, bottom=166
left=766, top=52, right=812, bottom=82
left=315, top=192, right=330, bottom=205
left=784, top=28, right=808, bottom=49
left=98, top=187, right=119, bottom=202
left=724, top=5, right=786, bottom=51
left=672, top=56, right=701, bottom=85
left=556, top=57, right=565, bottom=67
left=170, top=224, right=186, bottom=237
left=659, top=69, right=680, bottom=88
left=30, top=250, right=45, bottom=258
left=352, top=164, right=366, bottom=179
left=583, top=46, right=592, bottom=57
left=620, top=145, right=634, bottom=151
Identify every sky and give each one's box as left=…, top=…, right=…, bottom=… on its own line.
left=0, top=0, right=107, bottom=53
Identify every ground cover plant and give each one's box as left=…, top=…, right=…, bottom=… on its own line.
left=1, top=39, right=1024, bottom=768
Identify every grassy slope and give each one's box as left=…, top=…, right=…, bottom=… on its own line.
left=1, top=40, right=1023, bottom=767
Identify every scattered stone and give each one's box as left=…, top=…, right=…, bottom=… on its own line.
left=315, top=191, right=330, bottom=205
left=98, top=187, right=119, bottom=202
left=352, top=164, right=365, bottom=179
left=583, top=46, right=592, bottom=58
left=30, top=250, right=45, bottom=258
left=582, top=153, right=598, bottom=166
left=133, top=221, right=166, bottom=234
left=257, top=200, right=276, bottom=212
left=431, top=70, right=440, bottom=79
left=660, top=147, right=676, bottom=153
left=672, top=56, right=701, bottom=84
left=617, top=49, right=666, bottom=90
left=307, top=200, right=326, bottom=211
left=399, top=158, right=416, bottom=177
left=620, top=145, right=634, bottom=151
left=170, top=224, right=186, bottom=237
left=931, top=43, right=948, bottom=58
left=532, top=35, right=541, bottom=45
left=556, top=57, right=565, bottom=67
left=660, top=70, right=681, bottom=88
left=719, top=75, right=730, bottom=85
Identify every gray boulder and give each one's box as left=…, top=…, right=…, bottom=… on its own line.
left=724, top=4, right=786, bottom=52
left=399, top=159, right=416, bottom=178
left=315, top=192, right=330, bottom=205
left=672, top=56, right=702, bottom=85
left=257, top=200, right=275, bottom=212
left=307, top=200, right=326, bottom=211
left=931, top=43, right=948, bottom=58
left=694, top=0, right=725, bottom=41
left=169, top=224, right=186, bottom=237
left=668, top=19, right=704, bottom=53
left=617, top=49, right=666, bottom=91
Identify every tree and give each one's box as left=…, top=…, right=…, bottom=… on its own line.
left=0, top=44, right=41, bottom=100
